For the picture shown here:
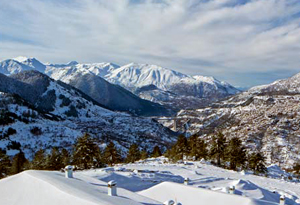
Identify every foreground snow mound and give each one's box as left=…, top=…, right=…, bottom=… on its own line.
left=0, top=170, right=159, bottom=205
left=80, top=167, right=184, bottom=192
left=230, top=179, right=292, bottom=204
left=139, top=181, right=277, bottom=205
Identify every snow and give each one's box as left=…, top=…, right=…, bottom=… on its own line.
left=139, top=181, right=277, bottom=205
left=13, top=56, right=31, bottom=63
left=0, top=170, right=159, bottom=205
left=78, top=158, right=300, bottom=205
left=1, top=158, right=300, bottom=205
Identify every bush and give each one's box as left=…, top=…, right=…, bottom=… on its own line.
left=7, top=128, right=17, bottom=136
left=59, top=94, right=71, bottom=107
left=7, top=141, right=21, bottom=150
left=64, top=105, right=78, bottom=117
left=30, top=127, right=43, bottom=136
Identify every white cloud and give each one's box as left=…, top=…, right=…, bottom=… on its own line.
left=0, top=0, right=300, bottom=86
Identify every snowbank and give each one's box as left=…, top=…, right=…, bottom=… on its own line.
left=0, top=170, right=159, bottom=205
left=139, top=181, right=278, bottom=205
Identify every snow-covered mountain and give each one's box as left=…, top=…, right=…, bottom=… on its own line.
left=0, top=59, right=32, bottom=75
left=104, top=63, right=240, bottom=108
left=0, top=70, right=176, bottom=158
left=45, top=65, right=171, bottom=116
left=0, top=57, right=239, bottom=112
left=105, top=63, right=188, bottom=90
left=0, top=58, right=172, bottom=116
left=162, top=71, right=300, bottom=168
left=48, top=61, right=240, bottom=110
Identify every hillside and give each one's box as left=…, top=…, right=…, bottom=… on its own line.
left=167, top=71, right=300, bottom=168
left=0, top=71, right=176, bottom=158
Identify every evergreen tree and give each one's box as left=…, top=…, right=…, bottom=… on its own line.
left=10, top=151, right=28, bottom=174
left=45, top=147, right=63, bottom=170
left=73, top=133, right=102, bottom=169
left=103, top=142, right=121, bottom=166
left=293, top=163, right=300, bottom=176
left=169, top=135, right=189, bottom=161
left=126, top=143, right=141, bottom=163
left=31, top=149, right=47, bottom=170
left=140, top=149, right=149, bottom=160
left=151, top=145, right=162, bottom=158
left=0, top=148, right=11, bottom=178
left=248, top=152, right=267, bottom=174
left=61, top=148, right=71, bottom=166
left=188, top=135, right=207, bottom=161
left=210, top=132, right=226, bottom=166
left=226, top=137, right=246, bottom=170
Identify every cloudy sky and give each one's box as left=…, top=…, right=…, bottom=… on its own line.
left=0, top=0, right=300, bottom=87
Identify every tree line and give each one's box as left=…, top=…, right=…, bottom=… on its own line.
left=3, top=132, right=300, bottom=179
left=0, top=133, right=162, bottom=178
left=165, top=133, right=268, bottom=174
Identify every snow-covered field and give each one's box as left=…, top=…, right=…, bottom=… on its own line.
left=1, top=157, right=300, bottom=205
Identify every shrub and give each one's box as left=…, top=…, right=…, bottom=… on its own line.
left=30, top=127, right=43, bottom=136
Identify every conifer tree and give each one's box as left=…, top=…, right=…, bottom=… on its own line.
left=31, top=149, right=46, bottom=170
left=210, top=132, right=226, bottom=166
left=188, top=135, right=207, bottom=161
left=61, top=148, right=71, bottom=166
left=151, top=145, right=162, bottom=158
left=169, top=135, right=189, bottom=161
left=226, top=137, right=246, bottom=170
left=140, top=149, right=149, bottom=160
left=103, top=142, right=121, bottom=166
left=293, top=163, right=300, bottom=176
left=45, top=147, right=63, bottom=170
left=126, top=143, right=141, bottom=163
left=10, top=151, right=28, bottom=174
left=73, top=133, right=102, bottom=169
left=248, top=152, right=267, bottom=174
left=0, top=148, right=11, bottom=178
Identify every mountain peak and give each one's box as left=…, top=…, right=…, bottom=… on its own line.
left=66, top=61, right=79, bottom=66
left=13, top=56, right=31, bottom=63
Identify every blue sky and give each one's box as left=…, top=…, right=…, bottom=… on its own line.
left=0, top=0, right=300, bottom=87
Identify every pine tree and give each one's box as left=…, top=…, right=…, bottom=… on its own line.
left=293, top=163, right=300, bottom=176
left=226, top=137, right=246, bottom=170
left=188, top=135, right=207, bottom=161
left=73, top=133, right=102, bottom=169
left=169, top=135, right=189, bottom=161
left=248, top=152, right=267, bottom=174
left=61, top=148, right=71, bottom=167
left=103, top=142, right=121, bottom=166
left=210, top=132, right=226, bottom=166
left=151, top=145, right=162, bottom=158
left=126, top=143, right=141, bottom=163
left=140, top=149, right=149, bottom=160
left=10, top=151, right=28, bottom=174
left=0, top=148, right=11, bottom=178
left=45, top=147, right=63, bottom=170
left=31, top=149, right=47, bottom=170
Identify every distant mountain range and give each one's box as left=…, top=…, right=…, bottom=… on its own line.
left=0, top=57, right=240, bottom=113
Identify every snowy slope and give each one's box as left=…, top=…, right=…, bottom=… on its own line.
left=167, top=71, right=300, bottom=168
left=14, top=56, right=46, bottom=73
left=0, top=170, right=159, bottom=205
left=0, top=71, right=176, bottom=158
left=46, top=66, right=171, bottom=116
left=106, top=63, right=188, bottom=90
left=0, top=57, right=239, bottom=111
left=139, top=182, right=276, bottom=205
left=77, top=157, right=300, bottom=205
